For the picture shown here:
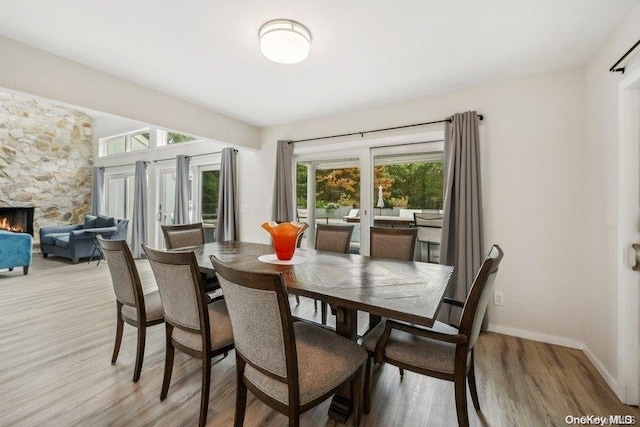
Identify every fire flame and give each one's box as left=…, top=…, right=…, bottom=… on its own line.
left=0, top=217, right=23, bottom=232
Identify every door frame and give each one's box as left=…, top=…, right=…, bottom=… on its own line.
left=617, top=65, right=640, bottom=405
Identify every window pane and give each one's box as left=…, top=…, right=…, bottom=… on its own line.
left=201, top=170, right=219, bottom=242
left=130, top=132, right=150, bottom=151
left=106, top=136, right=126, bottom=156
left=166, top=132, right=196, bottom=145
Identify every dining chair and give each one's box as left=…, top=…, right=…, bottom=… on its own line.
left=315, top=224, right=355, bottom=324
left=142, top=245, right=234, bottom=427
left=362, top=245, right=504, bottom=427
left=161, top=222, right=219, bottom=293
left=97, top=236, right=164, bottom=382
left=210, top=256, right=367, bottom=427
left=413, top=213, right=443, bottom=263
left=369, top=226, right=418, bottom=261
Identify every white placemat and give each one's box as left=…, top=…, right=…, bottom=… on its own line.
left=258, top=254, right=308, bottom=265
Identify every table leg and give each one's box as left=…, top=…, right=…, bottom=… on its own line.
left=328, top=306, right=358, bottom=423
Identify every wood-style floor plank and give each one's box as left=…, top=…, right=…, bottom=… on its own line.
left=0, top=254, right=637, bottom=426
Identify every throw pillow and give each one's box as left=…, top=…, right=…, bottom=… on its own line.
left=83, top=215, right=98, bottom=229
left=96, top=215, right=117, bottom=228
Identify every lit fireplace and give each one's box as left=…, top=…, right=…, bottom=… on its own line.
left=0, top=217, right=24, bottom=232
left=0, top=207, right=34, bottom=235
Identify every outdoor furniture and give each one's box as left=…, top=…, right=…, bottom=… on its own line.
left=39, top=215, right=128, bottom=264
left=98, top=237, right=164, bottom=382
left=343, top=209, right=359, bottom=221
left=362, top=245, right=504, bottom=427
left=142, top=245, right=234, bottom=427
left=0, top=230, right=32, bottom=275
left=297, top=208, right=328, bottom=224
left=192, top=241, right=453, bottom=422
left=211, top=257, right=367, bottom=427
left=413, top=213, right=443, bottom=263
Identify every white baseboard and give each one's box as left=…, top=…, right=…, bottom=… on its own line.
left=487, top=324, right=623, bottom=401
left=582, top=345, right=623, bottom=401
left=487, top=324, right=583, bottom=349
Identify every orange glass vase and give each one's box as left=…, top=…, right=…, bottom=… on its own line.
left=261, top=221, right=309, bottom=260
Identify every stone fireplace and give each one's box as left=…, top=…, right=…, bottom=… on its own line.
left=0, top=91, right=94, bottom=243
left=0, top=207, right=34, bottom=235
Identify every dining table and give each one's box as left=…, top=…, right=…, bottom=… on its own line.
left=190, top=241, right=454, bottom=423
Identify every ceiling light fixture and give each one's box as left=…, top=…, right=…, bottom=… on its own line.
left=259, top=19, right=311, bottom=64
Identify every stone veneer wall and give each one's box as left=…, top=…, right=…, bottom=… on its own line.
left=0, top=92, right=93, bottom=242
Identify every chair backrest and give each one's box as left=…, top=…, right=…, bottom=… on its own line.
left=413, top=213, right=442, bottom=243
left=97, top=237, right=144, bottom=311
left=458, top=245, right=504, bottom=349
left=369, top=227, right=418, bottom=261
left=346, top=209, right=359, bottom=218
left=315, top=224, right=354, bottom=253
left=142, top=245, right=208, bottom=338
left=210, top=256, right=296, bottom=383
left=161, top=223, right=205, bottom=249
left=111, top=219, right=129, bottom=240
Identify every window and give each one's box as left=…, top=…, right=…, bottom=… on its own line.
left=100, top=129, right=150, bottom=157
left=104, top=173, right=135, bottom=241
left=157, top=129, right=197, bottom=147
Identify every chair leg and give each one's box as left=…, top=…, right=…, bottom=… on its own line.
left=454, top=372, right=470, bottom=427
left=235, top=357, right=247, bottom=427
left=199, top=356, right=211, bottom=427
left=364, top=356, right=372, bottom=414
left=132, top=323, right=146, bottom=382
left=111, top=304, right=124, bottom=364
left=294, top=295, right=300, bottom=305
left=351, top=366, right=363, bottom=426
left=160, top=325, right=175, bottom=401
left=288, top=412, right=300, bottom=427
left=314, top=299, right=318, bottom=311
left=399, top=367, right=404, bottom=379
left=468, top=352, right=481, bottom=411
left=321, top=302, right=328, bottom=325
left=23, top=265, right=29, bottom=275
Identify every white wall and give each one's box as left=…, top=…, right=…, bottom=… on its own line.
left=583, top=3, right=640, bottom=399
left=0, top=36, right=260, bottom=150
left=239, top=68, right=587, bottom=347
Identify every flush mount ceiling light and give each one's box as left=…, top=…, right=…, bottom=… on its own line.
left=259, top=19, right=311, bottom=64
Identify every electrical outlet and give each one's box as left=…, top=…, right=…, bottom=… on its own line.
left=493, top=291, right=504, bottom=306
left=241, top=205, right=249, bottom=214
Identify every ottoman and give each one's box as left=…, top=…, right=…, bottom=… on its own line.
left=0, top=230, right=33, bottom=275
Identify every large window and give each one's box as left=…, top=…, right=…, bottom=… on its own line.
left=100, top=129, right=150, bottom=157
left=200, top=168, right=220, bottom=242
left=104, top=173, right=135, bottom=241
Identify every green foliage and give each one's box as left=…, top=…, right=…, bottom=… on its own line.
left=201, top=170, right=219, bottom=216
left=167, top=132, right=196, bottom=144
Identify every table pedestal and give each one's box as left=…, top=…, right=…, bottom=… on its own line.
left=328, top=307, right=358, bottom=423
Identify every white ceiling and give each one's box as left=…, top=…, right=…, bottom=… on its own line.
left=0, top=0, right=637, bottom=127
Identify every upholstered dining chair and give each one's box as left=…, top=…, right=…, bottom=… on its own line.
left=315, top=224, right=354, bottom=324
left=362, top=245, right=504, bottom=427
left=210, top=256, right=367, bottom=427
left=369, top=226, right=418, bottom=261
left=142, top=245, right=234, bottom=427
left=97, top=236, right=164, bottom=383
left=161, top=222, right=219, bottom=293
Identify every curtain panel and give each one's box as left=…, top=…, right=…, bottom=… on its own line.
left=131, top=161, right=148, bottom=258
left=440, top=111, right=484, bottom=323
left=174, top=155, right=191, bottom=225
left=90, top=167, right=104, bottom=216
left=216, top=148, right=238, bottom=242
left=271, top=140, right=294, bottom=222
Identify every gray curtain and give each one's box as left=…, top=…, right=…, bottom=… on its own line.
left=174, top=155, right=191, bottom=224
left=440, top=111, right=484, bottom=324
left=271, top=140, right=294, bottom=221
left=131, top=161, right=148, bottom=258
left=217, top=148, right=237, bottom=242
left=90, top=167, right=104, bottom=216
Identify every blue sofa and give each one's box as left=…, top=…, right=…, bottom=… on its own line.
left=40, top=215, right=129, bottom=264
left=0, top=230, right=32, bottom=274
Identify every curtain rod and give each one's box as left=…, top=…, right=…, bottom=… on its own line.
left=287, top=114, right=484, bottom=144
left=152, top=149, right=237, bottom=163
left=609, top=39, right=640, bottom=73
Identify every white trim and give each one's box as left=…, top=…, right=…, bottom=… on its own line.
left=487, top=324, right=582, bottom=349
left=487, top=325, right=623, bottom=400
left=616, top=65, right=640, bottom=406
left=583, top=345, right=623, bottom=401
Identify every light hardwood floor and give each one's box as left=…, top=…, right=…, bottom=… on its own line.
left=0, top=254, right=637, bottom=426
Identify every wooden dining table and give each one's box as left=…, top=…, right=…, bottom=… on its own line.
left=190, top=241, right=453, bottom=422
